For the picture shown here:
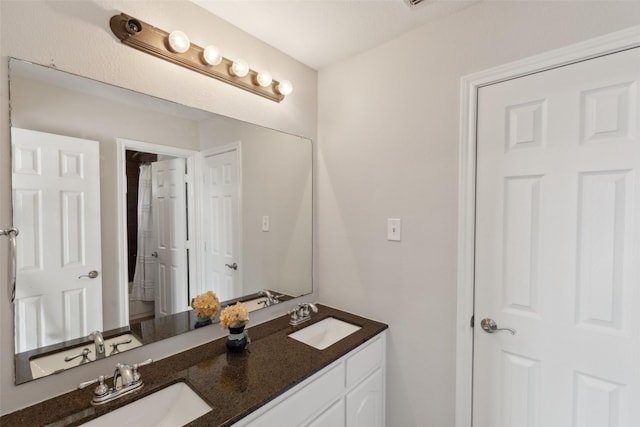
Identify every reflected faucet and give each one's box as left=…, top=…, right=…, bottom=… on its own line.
left=89, top=331, right=105, bottom=359
left=258, top=289, right=282, bottom=307
left=258, top=289, right=280, bottom=307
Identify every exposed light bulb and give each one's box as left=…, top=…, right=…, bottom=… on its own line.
left=230, top=59, right=249, bottom=77
left=256, top=71, right=273, bottom=87
left=168, top=30, right=190, bottom=53
left=276, top=80, right=293, bottom=96
left=202, top=45, right=222, bottom=66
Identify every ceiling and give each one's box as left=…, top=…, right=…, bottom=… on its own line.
left=191, top=0, right=479, bottom=70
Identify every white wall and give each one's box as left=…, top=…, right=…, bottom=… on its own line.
left=199, top=117, right=313, bottom=298
left=317, top=1, right=640, bottom=426
left=0, top=0, right=316, bottom=415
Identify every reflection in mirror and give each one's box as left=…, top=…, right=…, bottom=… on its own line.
left=9, top=58, right=312, bottom=384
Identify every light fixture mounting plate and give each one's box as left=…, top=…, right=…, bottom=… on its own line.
left=109, top=13, right=285, bottom=103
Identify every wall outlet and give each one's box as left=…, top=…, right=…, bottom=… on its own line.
left=262, top=215, right=270, bottom=232
left=387, top=218, right=401, bottom=241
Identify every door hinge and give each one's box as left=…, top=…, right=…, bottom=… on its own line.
left=470, top=315, right=475, bottom=328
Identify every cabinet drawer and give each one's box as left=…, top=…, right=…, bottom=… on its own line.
left=346, top=336, right=383, bottom=388
left=305, top=398, right=345, bottom=427
left=246, top=362, right=345, bottom=427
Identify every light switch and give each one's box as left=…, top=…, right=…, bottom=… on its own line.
left=387, top=218, right=401, bottom=241
left=262, top=216, right=270, bottom=232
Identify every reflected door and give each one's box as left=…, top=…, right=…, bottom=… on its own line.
left=203, top=149, right=241, bottom=301
left=151, top=158, right=189, bottom=317
left=12, top=127, right=103, bottom=352
left=473, top=48, right=640, bottom=426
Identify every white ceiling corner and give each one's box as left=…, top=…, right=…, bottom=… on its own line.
left=190, top=0, right=480, bottom=70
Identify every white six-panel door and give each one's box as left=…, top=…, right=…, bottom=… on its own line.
left=151, top=157, right=189, bottom=317
left=474, top=47, right=640, bottom=426
left=12, top=127, right=103, bottom=352
left=202, top=149, right=241, bottom=302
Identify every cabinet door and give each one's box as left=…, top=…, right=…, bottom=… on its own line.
left=346, top=368, right=384, bottom=427
left=306, top=399, right=345, bottom=427
left=244, top=363, right=344, bottom=427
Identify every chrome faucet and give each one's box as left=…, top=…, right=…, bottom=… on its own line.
left=79, top=359, right=152, bottom=405
left=89, top=330, right=105, bottom=359
left=257, top=289, right=285, bottom=308
left=259, top=289, right=282, bottom=306
left=289, top=302, right=318, bottom=326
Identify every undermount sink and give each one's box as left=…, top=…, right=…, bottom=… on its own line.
left=80, top=382, right=211, bottom=427
left=29, top=333, right=143, bottom=379
left=288, top=317, right=361, bottom=350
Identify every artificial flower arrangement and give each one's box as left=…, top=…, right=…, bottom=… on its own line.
left=191, top=290, right=220, bottom=319
left=219, top=301, right=250, bottom=329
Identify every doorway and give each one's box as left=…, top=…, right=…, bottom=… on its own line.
left=116, top=138, right=198, bottom=327
left=455, top=27, right=640, bottom=427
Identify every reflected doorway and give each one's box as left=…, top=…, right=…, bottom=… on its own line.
left=119, top=140, right=196, bottom=327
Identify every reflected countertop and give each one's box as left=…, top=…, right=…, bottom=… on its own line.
left=14, top=291, right=295, bottom=384
left=1, top=305, right=388, bottom=426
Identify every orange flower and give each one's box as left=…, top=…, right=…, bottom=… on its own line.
left=191, top=291, right=220, bottom=319
left=220, top=302, right=250, bottom=329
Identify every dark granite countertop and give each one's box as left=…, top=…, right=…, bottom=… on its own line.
left=1, top=305, right=388, bottom=426
left=14, top=291, right=295, bottom=385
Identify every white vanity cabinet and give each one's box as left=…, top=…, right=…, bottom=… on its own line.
left=235, top=331, right=386, bottom=427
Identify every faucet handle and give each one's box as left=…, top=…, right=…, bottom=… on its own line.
left=288, top=308, right=300, bottom=320
left=298, top=302, right=318, bottom=316
left=133, top=358, right=153, bottom=369
left=79, top=374, right=111, bottom=396
left=132, top=359, right=153, bottom=382
left=109, top=338, right=133, bottom=355
left=65, top=348, right=92, bottom=363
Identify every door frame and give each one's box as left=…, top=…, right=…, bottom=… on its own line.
left=115, top=138, right=199, bottom=327
left=199, top=142, right=244, bottom=298
left=455, top=26, right=640, bottom=427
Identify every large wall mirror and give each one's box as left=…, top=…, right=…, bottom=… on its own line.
left=9, top=58, right=313, bottom=384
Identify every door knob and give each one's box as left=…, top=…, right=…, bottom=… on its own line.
left=78, top=270, right=99, bottom=279
left=151, top=252, right=158, bottom=258
left=225, top=262, right=238, bottom=270
left=480, top=318, right=516, bottom=335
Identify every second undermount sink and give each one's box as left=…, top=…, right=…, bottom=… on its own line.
left=29, top=333, right=143, bottom=379
left=288, top=317, right=361, bottom=350
left=80, top=382, right=211, bottom=427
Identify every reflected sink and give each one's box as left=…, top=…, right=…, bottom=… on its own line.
left=81, top=382, right=211, bottom=427
left=288, top=317, right=361, bottom=350
left=241, top=297, right=268, bottom=312
left=29, top=333, right=143, bottom=379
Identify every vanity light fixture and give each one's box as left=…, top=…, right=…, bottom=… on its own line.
left=167, top=30, right=190, bottom=53
left=202, top=45, right=223, bottom=66
left=255, top=71, right=273, bottom=88
left=109, top=13, right=292, bottom=102
left=276, top=80, right=294, bottom=96
left=230, top=59, right=249, bottom=77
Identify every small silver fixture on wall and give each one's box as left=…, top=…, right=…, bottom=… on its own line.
left=1, top=227, right=19, bottom=302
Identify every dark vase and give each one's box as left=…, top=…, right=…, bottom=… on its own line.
left=226, top=325, right=248, bottom=353
left=194, top=317, right=212, bottom=329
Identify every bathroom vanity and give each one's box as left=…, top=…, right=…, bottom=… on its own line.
left=0, top=305, right=388, bottom=426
